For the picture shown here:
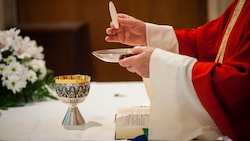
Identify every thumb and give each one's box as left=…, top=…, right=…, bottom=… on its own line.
left=118, top=18, right=136, bottom=27
left=130, top=46, right=147, bottom=54
left=117, top=13, right=137, bottom=27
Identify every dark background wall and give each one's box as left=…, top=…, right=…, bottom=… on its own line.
left=16, top=0, right=207, bottom=81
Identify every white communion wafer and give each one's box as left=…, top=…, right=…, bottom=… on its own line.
left=109, top=1, right=119, bottom=29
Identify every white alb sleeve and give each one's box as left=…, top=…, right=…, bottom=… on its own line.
left=146, top=23, right=179, bottom=53
left=145, top=23, right=221, bottom=140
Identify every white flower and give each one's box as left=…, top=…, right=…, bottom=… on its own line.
left=0, top=28, right=20, bottom=51
left=2, top=74, right=27, bottom=94
left=30, top=45, right=44, bottom=60
left=28, top=59, right=46, bottom=79
left=0, top=28, right=49, bottom=94
left=13, top=36, right=44, bottom=60
left=4, top=56, right=17, bottom=64
left=3, top=61, right=23, bottom=75
left=1, top=61, right=28, bottom=93
left=27, top=70, right=37, bottom=83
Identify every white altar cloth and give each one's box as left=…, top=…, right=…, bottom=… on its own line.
left=0, top=81, right=150, bottom=141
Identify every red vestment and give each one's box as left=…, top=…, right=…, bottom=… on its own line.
left=175, top=0, right=250, bottom=140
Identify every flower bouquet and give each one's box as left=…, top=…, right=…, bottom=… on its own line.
left=0, top=28, right=57, bottom=110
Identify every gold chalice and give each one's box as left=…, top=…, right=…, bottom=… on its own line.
left=54, top=74, right=91, bottom=129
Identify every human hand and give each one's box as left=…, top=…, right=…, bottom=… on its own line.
left=119, top=46, right=155, bottom=78
left=105, top=13, right=147, bottom=46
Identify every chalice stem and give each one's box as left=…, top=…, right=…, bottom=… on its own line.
left=62, top=106, right=85, bottom=126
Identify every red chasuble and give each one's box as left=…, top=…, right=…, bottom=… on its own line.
left=175, top=0, right=250, bottom=140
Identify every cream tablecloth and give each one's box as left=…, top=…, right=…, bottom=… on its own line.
left=0, top=82, right=150, bottom=141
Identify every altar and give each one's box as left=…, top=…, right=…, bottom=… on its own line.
left=0, top=81, right=150, bottom=140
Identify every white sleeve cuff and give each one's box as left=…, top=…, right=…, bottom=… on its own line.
left=146, top=23, right=179, bottom=53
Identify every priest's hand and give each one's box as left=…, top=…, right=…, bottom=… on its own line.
left=119, top=46, right=155, bottom=78
left=105, top=13, right=146, bottom=46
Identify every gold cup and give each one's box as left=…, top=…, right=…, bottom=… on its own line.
left=54, top=74, right=91, bottom=129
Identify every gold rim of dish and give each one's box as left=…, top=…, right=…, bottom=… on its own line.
left=54, top=74, right=91, bottom=84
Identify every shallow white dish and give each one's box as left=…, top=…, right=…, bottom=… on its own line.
left=92, top=48, right=132, bottom=63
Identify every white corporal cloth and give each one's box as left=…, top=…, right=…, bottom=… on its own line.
left=0, top=82, right=150, bottom=141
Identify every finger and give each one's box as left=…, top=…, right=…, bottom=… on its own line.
left=117, top=13, right=130, bottom=19
left=126, top=66, right=136, bottom=73
left=106, top=28, right=116, bottom=35
left=105, top=36, right=121, bottom=43
left=130, top=46, right=146, bottom=54
left=125, top=65, right=145, bottom=78
left=118, top=15, right=140, bottom=28
left=105, top=36, right=112, bottom=42
left=119, top=57, right=131, bottom=67
left=119, top=54, right=138, bottom=67
left=118, top=18, right=134, bottom=27
left=110, top=21, right=118, bottom=29
left=106, top=28, right=112, bottom=35
left=117, top=13, right=136, bottom=20
left=118, top=59, right=128, bottom=67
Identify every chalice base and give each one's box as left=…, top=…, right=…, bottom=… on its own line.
left=62, top=106, right=85, bottom=129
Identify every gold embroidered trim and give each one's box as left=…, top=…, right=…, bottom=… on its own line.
left=215, top=0, right=246, bottom=63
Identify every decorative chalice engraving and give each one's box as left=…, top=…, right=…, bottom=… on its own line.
left=54, top=75, right=91, bottom=129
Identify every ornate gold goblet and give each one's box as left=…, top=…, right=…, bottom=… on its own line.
left=54, top=74, right=91, bottom=129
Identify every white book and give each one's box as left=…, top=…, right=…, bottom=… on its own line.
left=115, top=106, right=150, bottom=140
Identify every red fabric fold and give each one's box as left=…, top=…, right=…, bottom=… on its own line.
left=175, top=0, right=250, bottom=140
